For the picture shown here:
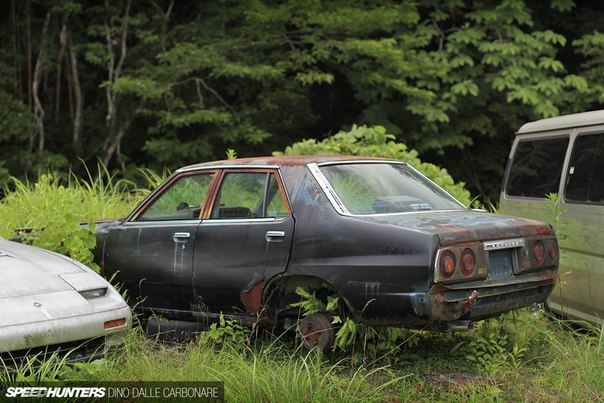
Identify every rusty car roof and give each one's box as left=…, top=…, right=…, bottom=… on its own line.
left=176, top=155, right=398, bottom=172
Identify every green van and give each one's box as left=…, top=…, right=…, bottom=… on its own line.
left=500, top=110, right=604, bottom=326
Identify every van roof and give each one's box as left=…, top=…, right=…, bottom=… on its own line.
left=517, top=109, right=604, bottom=134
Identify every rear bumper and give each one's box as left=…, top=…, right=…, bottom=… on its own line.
left=352, top=272, right=557, bottom=327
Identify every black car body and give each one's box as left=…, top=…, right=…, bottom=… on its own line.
left=93, top=156, right=558, bottom=334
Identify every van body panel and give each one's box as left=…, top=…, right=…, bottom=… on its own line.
left=501, top=112, right=604, bottom=326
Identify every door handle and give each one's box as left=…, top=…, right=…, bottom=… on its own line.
left=266, top=231, right=285, bottom=242
left=173, top=232, right=191, bottom=242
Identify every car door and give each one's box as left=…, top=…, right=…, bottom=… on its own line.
left=558, top=130, right=604, bottom=324
left=193, top=169, right=294, bottom=314
left=103, top=171, right=216, bottom=312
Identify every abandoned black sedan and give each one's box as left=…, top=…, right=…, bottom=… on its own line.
left=93, top=156, right=558, bottom=349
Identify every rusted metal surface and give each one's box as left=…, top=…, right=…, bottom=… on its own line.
left=362, top=210, right=554, bottom=246
left=240, top=281, right=264, bottom=314
left=299, top=313, right=334, bottom=351
left=429, top=286, right=479, bottom=322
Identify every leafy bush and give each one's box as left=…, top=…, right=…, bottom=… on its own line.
left=0, top=169, right=142, bottom=269
left=275, top=125, right=472, bottom=206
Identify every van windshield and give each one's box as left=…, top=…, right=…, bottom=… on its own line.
left=318, top=163, right=465, bottom=215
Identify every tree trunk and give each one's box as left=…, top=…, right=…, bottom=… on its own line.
left=68, top=30, right=84, bottom=156
left=55, top=22, right=68, bottom=119
left=102, top=114, right=135, bottom=168
left=102, top=0, right=132, bottom=167
left=32, top=11, right=52, bottom=156
left=26, top=0, right=32, bottom=110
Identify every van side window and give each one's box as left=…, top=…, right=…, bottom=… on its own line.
left=565, top=133, right=604, bottom=204
left=506, top=138, right=569, bottom=198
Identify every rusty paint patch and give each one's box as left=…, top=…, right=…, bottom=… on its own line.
left=240, top=281, right=265, bottom=314
left=430, top=286, right=478, bottom=321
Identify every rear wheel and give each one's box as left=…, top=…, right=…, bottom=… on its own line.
left=299, top=312, right=334, bottom=351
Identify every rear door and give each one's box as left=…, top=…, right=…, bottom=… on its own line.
left=193, top=169, right=294, bottom=314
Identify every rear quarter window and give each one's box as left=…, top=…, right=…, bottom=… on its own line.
left=506, top=137, right=569, bottom=198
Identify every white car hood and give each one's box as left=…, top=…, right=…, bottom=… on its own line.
left=0, top=239, right=82, bottom=299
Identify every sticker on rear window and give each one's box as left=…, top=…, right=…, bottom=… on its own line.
left=410, top=203, right=432, bottom=210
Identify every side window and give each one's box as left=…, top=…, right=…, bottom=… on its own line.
left=266, top=174, right=289, bottom=218
left=137, top=173, right=214, bottom=221
left=211, top=172, right=289, bottom=219
left=506, top=137, right=569, bottom=198
left=565, top=133, right=604, bottom=204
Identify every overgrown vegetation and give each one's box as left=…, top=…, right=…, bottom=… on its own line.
left=1, top=310, right=601, bottom=401
left=0, top=166, right=148, bottom=268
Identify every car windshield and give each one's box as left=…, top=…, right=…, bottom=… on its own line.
left=318, top=163, right=465, bottom=214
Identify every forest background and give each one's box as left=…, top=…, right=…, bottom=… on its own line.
left=1, top=0, right=603, bottom=203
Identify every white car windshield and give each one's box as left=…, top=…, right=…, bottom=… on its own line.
left=318, top=163, right=465, bottom=214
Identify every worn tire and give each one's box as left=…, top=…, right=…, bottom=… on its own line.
left=299, top=312, right=334, bottom=351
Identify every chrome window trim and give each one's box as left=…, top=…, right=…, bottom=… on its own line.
left=201, top=217, right=287, bottom=225
left=123, top=220, right=202, bottom=227
left=127, top=166, right=287, bottom=223
left=315, top=160, right=405, bottom=167
left=307, top=163, right=351, bottom=216
left=307, top=161, right=466, bottom=217
left=176, top=164, right=279, bottom=173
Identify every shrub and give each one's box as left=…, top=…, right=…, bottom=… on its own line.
left=275, top=125, right=472, bottom=206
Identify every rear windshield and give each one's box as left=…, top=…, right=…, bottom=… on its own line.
left=318, top=163, right=465, bottom=214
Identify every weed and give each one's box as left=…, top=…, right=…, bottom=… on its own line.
left=199, top=314, right=252, bottom=352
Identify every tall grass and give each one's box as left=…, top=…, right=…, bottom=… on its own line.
left=0, top=166, right=149, bottom=267
left=2, top=313, right=601, bottom=401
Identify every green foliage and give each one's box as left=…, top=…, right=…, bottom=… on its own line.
left=291, top=287, right=339, bottom=316
left=544, top=193, right=567, bottom=241
left=199, top=314, right=252, bottom=352
left=1, top=308, right=602, bottom=401
left=277, top=125, right=473, bottom=206
left=292, top=286, right=419, bottom=365
left=2, top=1, right=604, bottom=203
left=333, top=317, right=419, bottom=366
left=225, top=149, right=238, bottom=160
left=0, top=169, right=140, bottom=269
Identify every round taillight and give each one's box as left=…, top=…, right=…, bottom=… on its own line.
left=548, top=240, right=558, bottom=260
left=439, top=250, right=456, bottom=279
left=534, top=241, right=545, bottom=266
left=460, top=248, right=476, bottom=277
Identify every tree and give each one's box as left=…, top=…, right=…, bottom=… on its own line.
left=1, top=0, right=603, bottom=204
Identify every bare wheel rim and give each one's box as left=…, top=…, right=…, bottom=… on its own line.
left=300, top=313, right=334, bottom=351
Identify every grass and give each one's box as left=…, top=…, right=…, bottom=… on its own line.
left=0, top=166, right=152, bottom=268
left=1, top=311, right=602, bottom=401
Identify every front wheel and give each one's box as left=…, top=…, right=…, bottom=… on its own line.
left=299, top=312, right=334, bottom=351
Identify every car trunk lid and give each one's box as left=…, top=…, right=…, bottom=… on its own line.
left=359, top=210, right=553, bottom=246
